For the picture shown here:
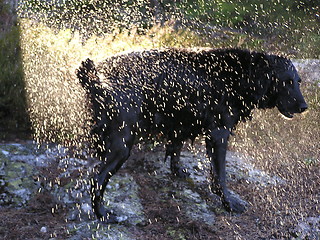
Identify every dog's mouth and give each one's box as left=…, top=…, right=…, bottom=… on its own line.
left=278, top=105, right=308, bottom=119
left=280, top=111, right=294, bottom=119
left=277, top=107, right=295, bottom=118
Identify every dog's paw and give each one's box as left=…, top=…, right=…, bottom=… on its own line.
left=97, top=211, right=128, bottom=224
left=93, top=204, right=125, bottom=223
left=222, top=191, right=248, bottom=213
left=172, top=167, right=191, bottom=179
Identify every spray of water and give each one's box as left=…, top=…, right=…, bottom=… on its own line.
left=12, top=0, right=320, bottom=239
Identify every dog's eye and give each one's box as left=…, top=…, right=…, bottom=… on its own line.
left=286, top=79, right=294, bottom=85
left=298, top=79, right=302, bottom=85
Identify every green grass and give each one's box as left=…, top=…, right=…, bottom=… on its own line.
left=177, top=0, right=320, bottom=58
left=19, top=0, right=320, bottom=58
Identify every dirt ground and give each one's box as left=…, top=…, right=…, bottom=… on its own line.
left=0, top=139, right=318, bottom=240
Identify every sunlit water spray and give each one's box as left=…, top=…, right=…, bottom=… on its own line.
left=13, top=1, right=320, bottom=239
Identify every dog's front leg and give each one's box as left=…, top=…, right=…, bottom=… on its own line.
left=206, top=128, right=246, bottom=213
left=165, top=140, right=190, bottom=178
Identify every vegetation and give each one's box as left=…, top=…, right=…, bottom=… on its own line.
left=18, top=0, right=320, bottom=57
left=1, top=0, right=319, bottom=142
left=0, top=0, right=30, bottom=140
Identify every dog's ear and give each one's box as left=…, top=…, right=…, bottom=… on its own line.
left=77, top=58, right=102, bottom=95
left=247, top=52, right=272, bottom=99
left=265, top=54, right=287, bottom=80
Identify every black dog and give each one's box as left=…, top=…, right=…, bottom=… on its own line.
left=77, top=48, right=307, bottom=222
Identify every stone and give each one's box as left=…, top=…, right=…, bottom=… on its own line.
left=0, top=146, right=40, bottom=206
left=291, top=216, right=320, bottom=240
left=0, top=141, right=308, bottom=239
left=292, top=59, right=320, bottom=85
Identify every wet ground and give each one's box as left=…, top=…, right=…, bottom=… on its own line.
left=0, top=140, right=318, bottom=239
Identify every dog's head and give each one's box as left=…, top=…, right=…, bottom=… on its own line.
left=269, top=56, right=308, bottom=118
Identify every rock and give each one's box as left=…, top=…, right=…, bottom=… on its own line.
left=0, top=146, right=40, bottom=206
left=225, top=151, right=285, bottom=187
left=130, top=145, right=287, bottom=226
left=0, top=141, right=303, bottom=239
left=1, top=150, right=9, bottom=156
left=178, top=188, right=216, bottom=226
left=81, top=203, right=92, bottom=213
left=66, top=222, right=137, bottom=240
left=157, top=145, right=285, bottom=188
left=290, top=216, right=320, bottom=240
left=103, top=173, right=146, bottom=225
left=292, top=59, right=320, bottom=85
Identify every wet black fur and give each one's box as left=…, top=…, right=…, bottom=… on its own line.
left=77, top=48, right=307, bottom=222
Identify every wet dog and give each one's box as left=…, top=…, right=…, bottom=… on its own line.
left=77, top=48, right=307, bottom=222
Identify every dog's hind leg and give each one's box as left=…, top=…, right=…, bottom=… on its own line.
left=165, top=140, right=190, bottom=178
left=91, top=126, right=135, bottom=222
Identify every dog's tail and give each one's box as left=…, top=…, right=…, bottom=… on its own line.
left=76, top=58, right=101, bottom=95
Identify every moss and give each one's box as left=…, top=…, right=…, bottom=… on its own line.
left=102, top=173, right=145, bottom=225
left=0, top=144, right=29, bottom=155
left=7, top=178, right=23, bottom=189
left=303, top=158, right=319, bottom=166
left=296, top=33, right=320, bottom=59
left=0, top=150, right=39, bottom=206
left=166, top=227, right=187, bottom=240
left=67, top=222, right=136, bottom=240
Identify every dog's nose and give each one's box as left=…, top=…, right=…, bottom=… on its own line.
left=299, top=103, right=308, bottom=113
